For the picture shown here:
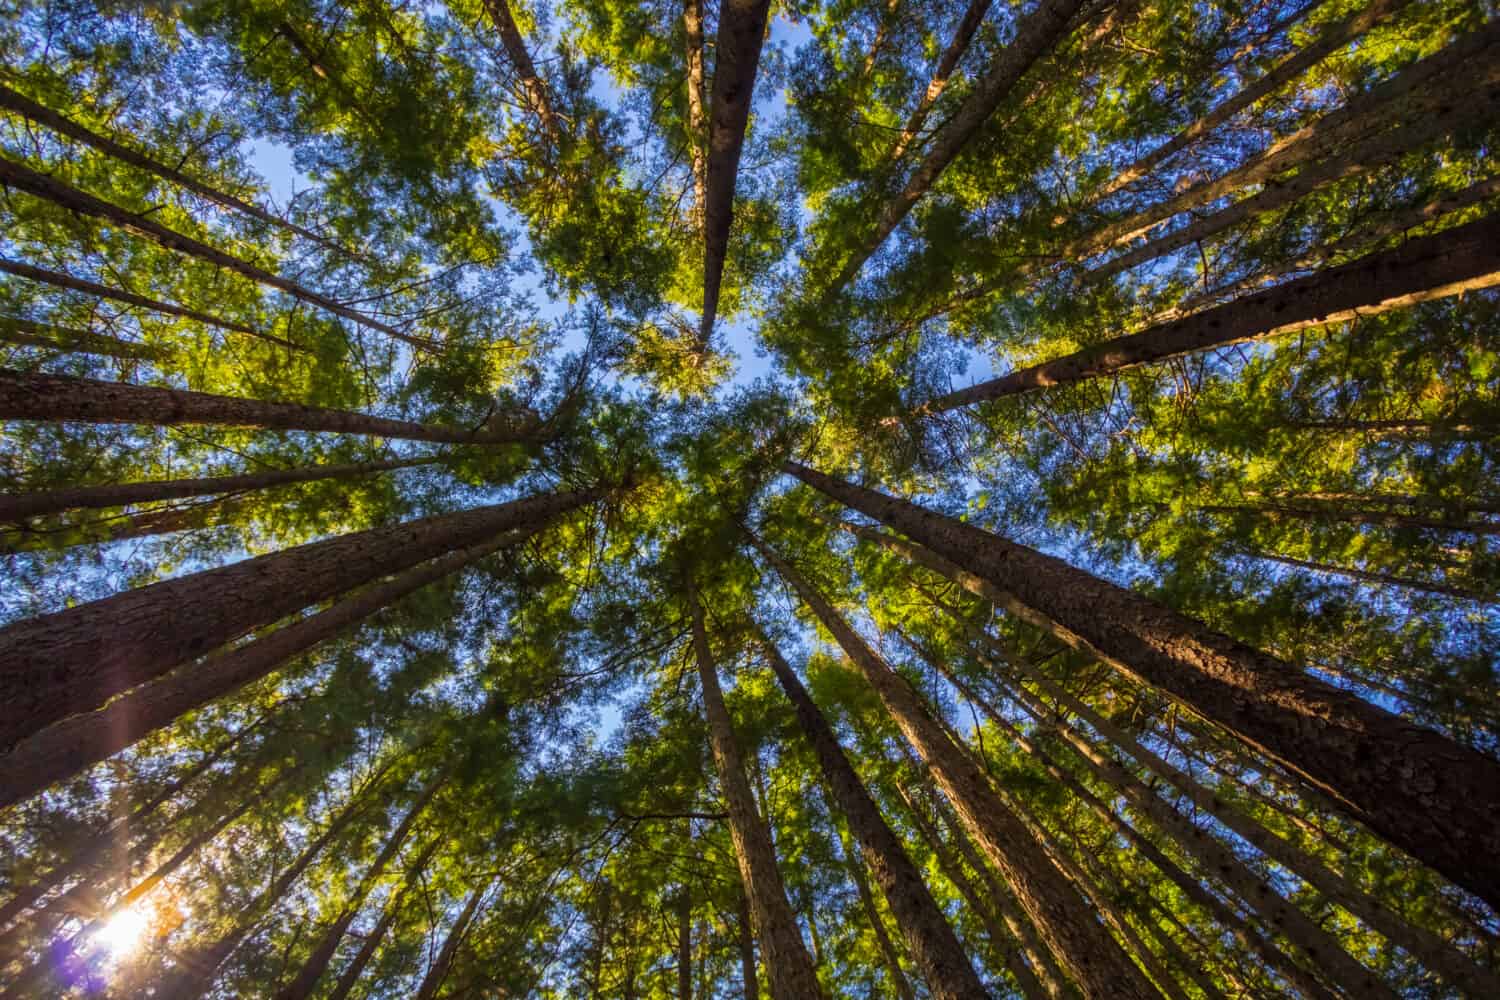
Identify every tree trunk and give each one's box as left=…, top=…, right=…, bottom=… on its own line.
left=1204, top=501, right=1500, bottom=536
left=0, top=485, right=596, bottom=752
left=678, top=883, right=693, bottom=1000
left=1252, top=550, right=1497, bottom=604
left=919, top=212, right=1500, bottom=412
left=0, top=156, right=433, bottom=350
left=686, top=582, right=826, bottom=999
left=1, top=493, right=254, bottom=552
left=761, top=542, right=1162, bottom=999
left=831, top=0, right=1083, bottom=293
left=0, top=455, right=436, bottom=522
left=982, top=633, right=1500, bottom=998
left=837, top=822, right=915, bottom=1000
left=413, top=880, right=490, bottom=1000
left=0, top=369, right=541, bottom=444
left=885, top=0, right=992, bottom=162
left=326, top=842, right=439, bottom=1000
left=699, top=0, right=774, bottom=342
left=746, top=576, right=988, bottom=999
left=738, top=893, right=759, bottom=1000
left=801, top=470, right=1500, bottom=909
left=1284, top=417, right=1499, bottom=438
left=276, top=772, right=449, bottom=1000
left=682, top=0, right=710, bottom=225
left=482, top=0, right=561, bottom=139
left=1086, top=0, right=1408, bottom=203
left=0, top=316, right=168, bottom=361
left=0, top=257, right=295, bottom=348
left=0, top=84, right=359, bottom=260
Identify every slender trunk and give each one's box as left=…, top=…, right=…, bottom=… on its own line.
left=0, top=156, right=433, bottom=350
left=1284, top=417, right=1499, bottom=438
left=482, top=0, right=561, bottom=139
left=1204, top=501, right=1500, bottom=536
left=1, top=493, right=252, bottom=552
left=0, top=369, right=541, bottom=444
left=805, top=472, right=1500, bottom=908
left=0, top=257, right=296, bottom=349
left=836, top=821, right=915, bottom=1000
left=326, top=842, right=439, bottom=1000
left=413, top=880, right=490, bottom=1000
left=682, top=0, right=710, bottom=225
left=831, top=0, right=1083, bottom=293
left=919, top=212, right=1500, bottom=412
left=0, top=485, right=596, bottom=752
left=276, top=772, right=448, bottom=1000
left=678, top=884, right=693, bottom=1000
left=761, top=542, right=1162, bottom=999
left=1254, top=549, right=1497, bottom=604
left=738, top=893, right=759, bottom=1000
left=699, top=0, right=774, bottom=342
left=0, top=84, right=359, bottom=259
left=982, top=634, right=1500, bottom=998
left=687, top=582, right=826, bottom=999
left=746, top=589, right=987, bottom=998
left=0, top=316, right=167, bottom=361
left=1250, top=490, right=1500, bottom=517
left=885, top=0, right=992, bottom=162
left=0, top=455, right=436, bottom=522
left=1087, top=0, right=1408, bottom=203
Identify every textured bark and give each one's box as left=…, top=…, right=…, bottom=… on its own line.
left=0, top=316, right=167, bottom=360
left=0, top=493, right=251, bottom=552
left=763, top=545, right=1162, bottom=999
left=482, top=0, right=561, bottom=139
left=678, top=884, right=693, bottom=1000
left=1254, top=550, right=1498, bottom=604
left=0, top=369, right=540, bottom=444
left=794, top=466, right=1500, bottom=908
left=325, top=843, right=439, bottom=1000
left=0, top=156, right=434, bottom=350
left=988, top=638, right=1500, bottom=998
left=831, top=0, right=1083, bottom=292
left=920, top=212, right=1500, bottom=412
left=699, top=0, right=774, bottom=342
left=413, top=880, right=490, bottom=1000
left=0, top=257, right=295, bottom=348
left=839, top=824, right=915, bottom=1000
left=687, top=583, right=827, bottom=999
left=0, top=486, right=596, bottom=752
left=738, top=893, right=760, bottom=1000
left=0, top=455, right=435, bottom=522
left=746, top=607, right=987, bottom=1000
left=885, top=0, right=992, bottom=162
left=277, top=775, right=447, bottom=1000
left=0, top=83, right=359, bottom=259
left=1087, top=0, right=1409, bottom=203
left=682, top=0, right=710, bottom=224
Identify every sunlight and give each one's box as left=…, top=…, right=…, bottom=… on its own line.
left=94, top=907, right=149, bottom=958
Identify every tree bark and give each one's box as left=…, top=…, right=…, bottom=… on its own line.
left=699, top=0, right=774, bottom=342
left=797, top=467, right=1500, bottom=908
left=482, top=0, right=562, bottom=139
left=1204, top=500, right=1500, bottom=536
left=1253, top=550, right=1497, bottom=604
left=746, top=606, right=987, bottom=1000
left=413, top=880, right=491, bottom=1000
left=0, top=155, right=434, bottom=350
left=687, top=582, right=827, bottom=999
left=0, top=485, right=596, bottom=752
left=0, top=84, right=360, bottom=260
left=277, top=775, right=448, bottom=1000
left=885, top=0, right=992, bottom=163
left=0, top=369, right=540, bottom=444
left=0, top=257, right=297, bottom=349
left=761, top=541, right=1163, bottom=999
left=0, top=315, right=168, bottom=361
left=325, top=841, right=440, bottom=1000
left=682, top=0, right=710, bottom=225
left=738, top=892, right=759, bottom=1000
left=831, top=0, right=1083, bottom=293
left=919, top=212, right=1500, bottom=412
left=838, top=821, right=915, bottom=1000
left=1, top=493, right=254, bottom=552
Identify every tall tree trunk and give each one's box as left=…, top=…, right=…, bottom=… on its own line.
left=0, top=257, right=298, bottom=349
left=0, top=455, right=437, bottom=522
left=1203, top=500, right=1500, bottom=536
left=760, top=541, right=1163, bottom=999
left=678, top=883, right=693, bottom=1000
left=699, top=0, right=774, bottom=342
left=918, top=212, right=1500, bottom=413
left=745, top=589, right=988, bottom=999
left=885, top=0, right=992, bottom=162
left=0, top=369, right=541, bottom=444
left=0, top=84, right=360, bottom=259
left=1086, top=0, right=1408, bottom=203
left=275, top=772, right=449, bottom=1000
left=0, top=485, right=596, bottom=752
left=809, top=473, right=1500, bottom=908
left=835, top=820, right=915, bottom=1000
left=326, top=842, right=439, bottom=1000
left=0, top=156, right=433, bottom=350
left=0, top=316, right=168, bottom=361
left=978, top=632, right=1500, bottom=998
left=686, top=582, right=826, bottom=999
left=682, top=0, right=710, bottom=225
left=738, top=892, right=759, bottom=1000
left=413, top=880, right=491, bottom=1000
left=830, top=0, right=1083, bottom=293
left=1, top=493, right=253, bottom=552
left=1252, top=550, right=1497, bottom=604
left=482, top=0, right=561, bottom=139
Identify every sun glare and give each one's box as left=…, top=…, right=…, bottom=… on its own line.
left=94, top=907, right=149, bottom=958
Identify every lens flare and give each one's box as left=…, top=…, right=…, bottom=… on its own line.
left=94, top=907, right=149, bottom=958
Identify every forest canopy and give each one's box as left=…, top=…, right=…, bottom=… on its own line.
left=0, top=0, right=1498, bottom=996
